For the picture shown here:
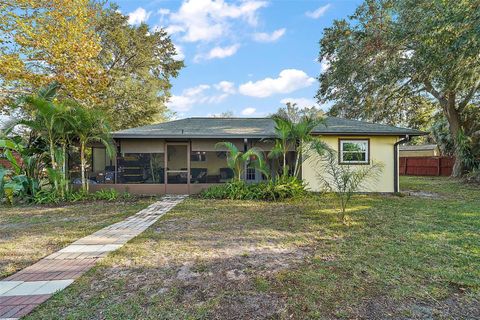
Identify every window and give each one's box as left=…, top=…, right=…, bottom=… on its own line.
left=339, top=139, right=369, bottom=164
left=246, top=167, right=256, bottom=181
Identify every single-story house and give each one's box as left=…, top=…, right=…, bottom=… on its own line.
left=89, top=117, right=425, bottom=195
left=399, top=144, right=439, bottom=157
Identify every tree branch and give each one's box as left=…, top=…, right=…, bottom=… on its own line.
left=458, top=78, right=480, bottom=111
left=423, top=79, right=448, bottom=107
left=423, top=80, right=441, bottom=100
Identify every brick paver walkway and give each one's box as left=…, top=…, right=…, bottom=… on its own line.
left=0, top=195, right=186, bottom=319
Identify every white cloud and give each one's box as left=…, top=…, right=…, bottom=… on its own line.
left=253, top=28, right=286, bottom=43
left=173, top=43, right=185, bottom=61
left=194, top=44, right=240, bottom=62
left=239, top=69, right=315, bottom=98
left=214, top=81, right=236, bottom=94
left=320, top=57, right=330, bottom=73
left=241, top=107, right=257, bottom=116
left=158, top=8, right=170, bottom=15
left=305, top=4, right=331, bottom=19
left=167, top=84, right=210, bottom=112
left=163, top=0, right=268, bottom=42
left=167, top=81, right=236, bottom=112
left=128, top=7, right=151, bottom=25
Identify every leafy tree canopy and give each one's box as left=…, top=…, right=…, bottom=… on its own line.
left=0, top=0, right=106, bottom=105
left=317, top=0, right=480, bottom=175
left=96, top=5, right=184, bottom=129
left=0, top=1, right=184, bottom=130
left=273, top=102, right=324, bottom=124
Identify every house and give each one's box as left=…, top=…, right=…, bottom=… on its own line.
left=399, top=144, right=439, bottom=157
left=89, top=117, right=425, bottom=195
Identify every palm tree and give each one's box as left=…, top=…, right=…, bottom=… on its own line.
left=70, top=106, right=115, bottom=191
left=215, top=142, right=269, bottom=181
left=270, top=114, right=326, bottom=179
left=12, top=88, right=72, bottom=194
left=269, top=117, right=293, bottom=178
left=291, top=115, right=325, bottom=178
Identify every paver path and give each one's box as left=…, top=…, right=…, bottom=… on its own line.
left=0, top=195, right=186, bottom=320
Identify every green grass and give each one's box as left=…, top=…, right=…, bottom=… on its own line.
left=23, top=177, right=480, bottom=319
left=0, top=199, right=155, bottom=279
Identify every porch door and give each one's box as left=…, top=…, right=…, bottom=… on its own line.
left=165, top=143, right=189, bottom=194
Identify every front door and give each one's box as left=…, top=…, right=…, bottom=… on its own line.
left=165, top=143, right=189, bottom=194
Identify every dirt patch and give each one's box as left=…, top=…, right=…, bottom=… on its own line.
left=213, top=292, right=286, bottom=319
left=95, top=210, right=313, bottom=319
left=355, top=294, right=480, bottom=319
left=404, top=190, right=444, bottom=199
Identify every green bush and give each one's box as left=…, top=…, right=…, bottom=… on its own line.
left=33, top=189, right=63, bottom=204
left=65, top=190, right=90, bottom=202
left=91, top=188, right=119, bottom=201
left=200, top=177, right=306, bottom=201
left=32, top=188, right=131, bottom=204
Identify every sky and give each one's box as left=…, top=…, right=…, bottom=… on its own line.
left=114, top=0, right=363, bottom=119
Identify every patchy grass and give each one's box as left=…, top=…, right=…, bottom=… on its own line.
left=27, top=177, right=480, bottom=319
left=0, top=199, right=155, bottom=279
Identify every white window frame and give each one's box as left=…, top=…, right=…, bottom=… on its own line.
left=339, top=139, right=370, bottom=164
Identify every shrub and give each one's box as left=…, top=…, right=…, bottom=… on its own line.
left=200, top=177, right=306, bottom=201
left=91, top=188, right=120, bottom=201
left=65, top=190, right=89, bottom=202
left=32, top=188, right=131, bottom=204
left=33, top=189, right=63, bottom=204
left=316, top=149, right=384, bottom=224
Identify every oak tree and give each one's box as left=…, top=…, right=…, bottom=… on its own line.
left=317, top=0, right=480, bottom=176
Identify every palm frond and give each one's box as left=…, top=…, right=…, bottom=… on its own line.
left=38, top=82, right=60, bottom=101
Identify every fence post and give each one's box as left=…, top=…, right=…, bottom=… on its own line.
left=437, top=157, right=441, bottom=176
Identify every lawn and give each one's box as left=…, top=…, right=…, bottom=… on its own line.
left=18, top=177, right=480, bottom=319
left=0, top=198, right=155, bottom=279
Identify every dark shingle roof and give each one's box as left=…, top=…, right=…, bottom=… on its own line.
left=112, top=117, right=425, bottom=139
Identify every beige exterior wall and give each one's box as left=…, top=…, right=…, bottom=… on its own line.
left=302, top=135, right=399, bottom=193
left=191, top=139, right=243, bottom=151
left=399, top=148, right=438, bottom=157
left=120, top=139, right=165, bottom=153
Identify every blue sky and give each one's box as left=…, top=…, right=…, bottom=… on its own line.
left=118, top=0, right=361, bottom=118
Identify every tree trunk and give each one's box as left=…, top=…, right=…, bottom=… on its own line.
left=443, top=93, right=464, bottom=177
left=60, top=143, right=67, bottom=197
left=49, top=139, right=58, bottom=192
left=80, top=142, right=86, bottom=192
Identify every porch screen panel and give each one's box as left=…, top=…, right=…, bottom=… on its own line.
left=117, top=153, right=165, bottom=184
left=90, top=147, right=115, bottom=184
left=166, top=145, right=188, bottom=184
left=190, top=151, right=232, bottom=183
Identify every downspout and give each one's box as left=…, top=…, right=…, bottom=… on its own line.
left=393, top=135, right=410, bottom=193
